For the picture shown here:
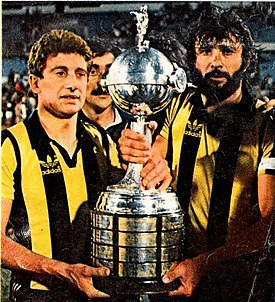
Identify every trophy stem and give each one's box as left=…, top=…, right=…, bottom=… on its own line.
left=110, top=115, right=151, bottom=192
left=119, top=162, right=143, bottom=187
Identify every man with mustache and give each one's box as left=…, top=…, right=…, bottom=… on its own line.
left=79, top=37, right=133, bottom=145
left=78, top=35, right=178, bottom=184
left=118, top=5, right=275, bottom=301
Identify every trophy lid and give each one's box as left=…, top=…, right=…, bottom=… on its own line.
left=99, top=5, right=186, bottom=116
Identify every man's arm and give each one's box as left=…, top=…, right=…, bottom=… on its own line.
left=258, top=174, right=275, bottom=219
left=205, top=173, right=275, bottom=261
left=1, top=198, right=110, bottom=298
left=118, top=129, right=171, bottom=191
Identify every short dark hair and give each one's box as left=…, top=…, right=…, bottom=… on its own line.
left=86, top=36, right=122, bottom=59
left=185, top=5, right=257, bottom=76
left=27, top=29, right=93, bottom=78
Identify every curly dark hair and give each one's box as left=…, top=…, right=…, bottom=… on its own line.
left=148, top=30, right=188, bottom=70
left=86, top=36, right=122, bottom=59
left=185, top=5, right=258, bottom=78
left=27, top=29, right=93, bottom=78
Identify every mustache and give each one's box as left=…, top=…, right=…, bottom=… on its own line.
left=91, top=86, right=109, bottom=96
left=204, top=70, right=230, bottom=80
left=60, top=95, right=80, bottom=99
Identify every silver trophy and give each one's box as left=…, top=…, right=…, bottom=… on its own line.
left=91, top=5, right=187, bottom=296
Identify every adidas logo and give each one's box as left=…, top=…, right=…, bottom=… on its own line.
left=39, top=155, right=61, bottom=175
left=184, top=121, right=203, bottom=138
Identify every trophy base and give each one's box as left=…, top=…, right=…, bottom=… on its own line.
left=94, top=277, right=180, bottom=297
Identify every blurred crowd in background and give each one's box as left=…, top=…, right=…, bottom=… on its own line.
left=2, top=1, right=275, bottom=130
left=2, top=70, right=36, bottom=130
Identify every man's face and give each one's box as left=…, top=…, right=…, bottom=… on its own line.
left=35, top=53, right=88, bottom=118
left=194, top=35, right=243, bottom=102
left=86, top=52, right=115, bottom=113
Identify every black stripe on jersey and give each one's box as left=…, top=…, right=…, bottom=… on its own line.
left=176, top=92, right=204, bottom=214
left=24, top=118, right=74, bottom=264
left=81, top=131, right=106, bottom=208
left=177, top=133, right=201, bottom=214
left=269, top=113, right=275, bottom=159
left=207, top=133, right=242, bottom=251
left=78, top=116, right=109, bottom=207
left=206, top=90, right=256, bottom=251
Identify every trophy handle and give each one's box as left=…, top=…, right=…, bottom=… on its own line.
left=114, top=115, right=152, bottom=191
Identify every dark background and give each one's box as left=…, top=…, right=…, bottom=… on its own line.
left=2, top=1, right=275, bottom=83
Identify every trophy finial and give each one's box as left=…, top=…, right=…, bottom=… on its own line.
left=130, top=5, right=150, bottom=52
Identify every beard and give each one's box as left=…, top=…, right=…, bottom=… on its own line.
left=192, top=68, right=243, bottom=106
left=189, top=67, right=253, bottom=138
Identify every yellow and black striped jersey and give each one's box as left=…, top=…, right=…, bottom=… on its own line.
left=1, top=110, right=111, bottom=291
left=160, top=85, right=275, bottom=256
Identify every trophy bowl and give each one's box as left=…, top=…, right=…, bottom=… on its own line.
left=91, top=188, right=184, bottom=296
left=106, top=46, right=187, bottom=116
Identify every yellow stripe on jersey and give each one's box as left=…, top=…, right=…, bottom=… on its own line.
left=50, top=143, right=88, bottom=221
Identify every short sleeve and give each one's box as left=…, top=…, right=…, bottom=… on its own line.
left=159, top=94, right=183, bottom=140
left=2, top=137, right=18, bottom=201
left=258, top=115, right=275, bottom=176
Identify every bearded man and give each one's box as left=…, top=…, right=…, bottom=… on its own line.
left=118, top=5, right=275, bottom=302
